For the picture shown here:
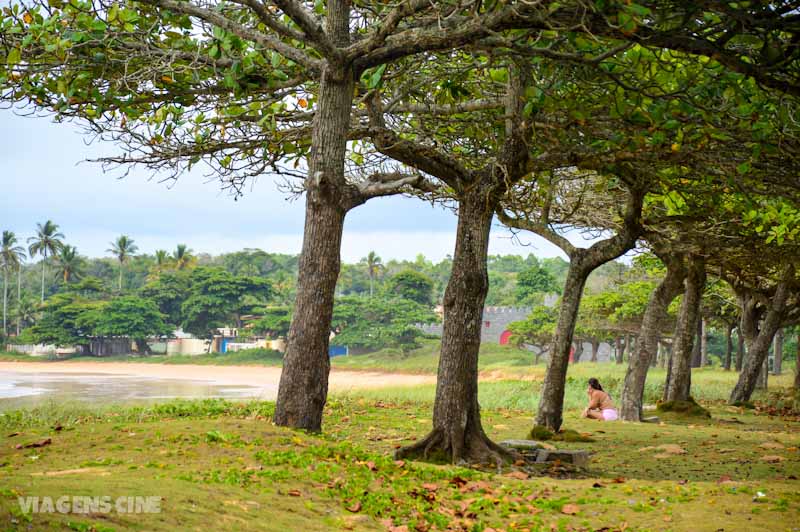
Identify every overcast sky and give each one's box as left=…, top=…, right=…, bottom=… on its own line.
left=0, top=109, right=583, bottom=262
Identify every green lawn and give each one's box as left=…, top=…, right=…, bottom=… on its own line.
left=1, top=397, right=798, bottom=531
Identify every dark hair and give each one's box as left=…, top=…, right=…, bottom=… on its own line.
left=588, top=378, right=603, bottom=391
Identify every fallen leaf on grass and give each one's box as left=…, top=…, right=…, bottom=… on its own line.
left=421, top=482, right=438, bottom=492
left=394, top=460, right=406, bottom=468
left=387, top=526, right=409, bottom=532
left=761, top=455, right=784, bottom=463
left=561, top=503, right=579, bottom=515
left=449, top=476, right=468, bottom=488
left=7, top=432, right=21, bottom=438
left=345, top=500, right=362, bottom=513
left=611, top=477, right=626, bottom=484
left=506, top=471, right=529, bottom=480
left=286, top=489, right=302, bottom=497
left=638, top=444, right=686, bottom=455
left=15, top=438, right=52, bottom=449
left=759, top=442, right=785, bottom=450
left=717, top=475, right=733, bottom=483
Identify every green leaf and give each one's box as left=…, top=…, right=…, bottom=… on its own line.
left=7, top=47, right=21, bottom=66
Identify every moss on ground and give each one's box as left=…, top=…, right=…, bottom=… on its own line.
left=1, top=397, right=798, bottom=531
left=656, top=397, right=712, bottom=418
left=529, top=425, right=595, bottom=443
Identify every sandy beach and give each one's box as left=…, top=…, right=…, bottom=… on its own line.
left=0, top=360, right=435, bottom=394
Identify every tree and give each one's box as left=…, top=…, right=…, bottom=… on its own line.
left=107, top=235, right=138, bottom=291
left=619, top=252, right=686, bottom=421
left=332, top=296, right=438, bottom=352
left=363, top=251, right=383, bottom=298
left=80, top=295, right=171, bottom=353
left=1, top=230, right=25, bottom=335
left=181, top=267, right=271, bottom=338
left=385, top=269, right=434, bottom=306
left=6, top=0, right=796, bottom=438
left=140, top=269, right=192, bottom=328
left=172, top=244, right=196, bottom=271
left=28, top=292, right=102, bottom=347
left=27, top=220, right=64, bottom=302
left=508, top=305, right=558, bottom=362
left=251, top=306, right=292, bottom=339
left=54, top=245, right=83, bottom=284
left=515, top=264, right=561, bottom=303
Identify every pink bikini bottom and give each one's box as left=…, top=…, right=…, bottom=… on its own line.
left=602, top=409, right=618, bottom=421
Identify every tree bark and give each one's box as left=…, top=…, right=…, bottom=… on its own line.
left=690, top=315, right=703, bottom=368
left=700, top=319, right=708, bottom=366
left=2, top=269, right=7, bottom=336
left=773, top=328, right=783, bottom=375
left=16, top=266, right=21, bottom=335
left=620, top=254, right=686, bottom=421
left=590, top=339, right=599, bottom=362
left=664, top=256, right=706, bottom=402
left=729, top=269, right=793, bottom=404
left=274, top=10, right=355, bottom=430
left=723, top=324, right=734, bottom=370
left=615, top=336, right=624, bottom=364
left=397, top=190, right=511, bottom=464
left=40, top=253, right=46, bottom=302
left=573, top=340, right=584, bottom=362
left=794, top=333, right=800, bottom=391
left=735, top=326, right=745, bottom=372
left=535, top=261, right=591, bottom=431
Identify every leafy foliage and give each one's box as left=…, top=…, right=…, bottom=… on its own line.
left=384, top=269, right=434, bottom=306
left=332, top=296, right=438, bottom=352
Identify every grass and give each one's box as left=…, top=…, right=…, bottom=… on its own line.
left=1, top=397, right=799, bottom=531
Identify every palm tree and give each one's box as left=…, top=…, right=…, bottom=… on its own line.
left=27, top=220, right=65, bottom=303
left=54, top=245, right=83, bottom=284
left=172, top=244, right=195, bottom=270
left=107, top=235, right=138, bottom=291
left=15, top=296, right=39, bottom=329
left=1, top=231, right=26, bottom=335
left=147, top=249, right=171, bottom=281
left=363, top=251, right=383, bottom=297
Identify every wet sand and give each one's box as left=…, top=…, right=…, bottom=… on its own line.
left=0, top=361, right=435, bottom=408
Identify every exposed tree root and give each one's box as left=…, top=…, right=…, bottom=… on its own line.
left=395, top=427, right=518, bottom=467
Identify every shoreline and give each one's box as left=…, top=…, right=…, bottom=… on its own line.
left=0, top=360, right=436, bottom=392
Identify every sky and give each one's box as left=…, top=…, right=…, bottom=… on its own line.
left=0, top=109, right=585, bottom=263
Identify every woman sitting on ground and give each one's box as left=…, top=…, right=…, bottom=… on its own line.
left=582, top=378, right=618, bottom=421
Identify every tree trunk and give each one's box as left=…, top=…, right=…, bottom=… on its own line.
left=615, top=336, right=624, bottom=364
left=756, top=357, right=768, bottom=390
left=723, top=324, right=734, bottom=370
left=16, top=266, right=21, bottom=335
left=664, top=256, right=706, bottom=402
left=620, top=255, right=686, bottom=421
left=397, top=190, right=511, bottom=464
left=119, top=264, right=123, bottom=292
left=135, top=339, right=152, bottom=355
left=535, top=258, right=592, bottom=431
left=700, top=319, right=708, bottom=366
left=794, top=333, right=800, bottom=391
left=573, top=340, right=584, bottom=362
left=663, top=343, right=674, bottom=401
left=736, top=326, right=745, bottom=371
left=274, top=30, right=354, bottom=431
left=691, top=315, right=703, bottom=368
left=40, top=253, right=46, bottom=302
left=590, top=339, right=599, bottom=362
left=773, top=328, right=783, bottom=375
left=2, top=270, right=7, bottom=336
left=729, top=272, right=793, bottom=404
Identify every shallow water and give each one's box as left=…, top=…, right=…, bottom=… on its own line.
left=0, top=371, right=272, bottom=410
